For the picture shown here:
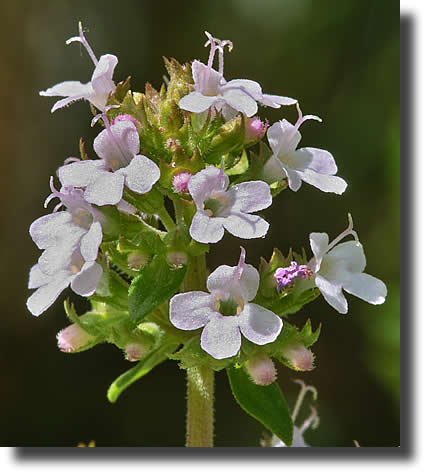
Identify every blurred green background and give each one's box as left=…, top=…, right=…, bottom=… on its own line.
left=0, top=0, right=399, bottom=447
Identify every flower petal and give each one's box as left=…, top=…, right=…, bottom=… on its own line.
left=309, top=232, right=329, bottom=271
left=58, top=160, right=106, bottom=188
left=27, top=271, right=72, bottom=316
left=37, top=243, right=75, bottom=276
left=260, top=94, right=297, bottom=108
left=207, top=263, right=259, bottom=302
left=189, top=211, right=225, bottom=244
left=285, top=167, right=303, bottom=192
left=342, top=272, right=387, bottom=305
left=297, top=147, right=338, bottom=175
left=326, top=241, right=366, bottom=275
left=121, top=155, right=160, bottom=194
left=179, top=92, right=219, bottom=113
left=80, top=222, right=102, bottom=262
left=263, top=155, right=286, bottom=183
left=301, top=169, right=347, bottom=194
left=188, top=166, right=229, bottom=207
left=28, top=264, right=52, bottom=289
left=70, top=261, right=103, bottom=296
left=200, top=316, right=241, bottom=359
left=222, top=88, right=258, bottom=117
left=315, top=274, right=348, bottom=314
left=29, top=212, right=73, bottom=249
left=192, top=60, right=222, bottom=95
left=267, top=120, right=301, bottom=155
left=94, top=120, right=140, bottom=167
left=39, top=80, right=92, bottom=97
left=238, top=303, right=282, bottom=345
left=228, top=181, right=272, bottom=213
left=169, top=291, right=215, bottom=330
left=90, top=54, right=118, bottom=109
left=84, top=171, right=125, bottom=206
left=222, top=79, right=263, bottom=100
left=223, top=212, right=269, bottom=239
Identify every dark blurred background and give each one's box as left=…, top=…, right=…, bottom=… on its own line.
left=0, top=0, right=399, bottom=447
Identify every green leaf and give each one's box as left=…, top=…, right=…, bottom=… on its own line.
left=128, top=255, right=186, bottom=323
left=107, top=343, right=179, bottom=403
left=227, top=366, right=293, bottom=445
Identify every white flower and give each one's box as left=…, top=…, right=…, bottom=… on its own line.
left=309, top=214, right=387, bottom=314
left=27, top=181, right=103, bottom=316
left=169, top=248, right=282, bottom=360
left=263, top=103, right=347, bottom=194
left=39, top=22, right=118, bottom=113
left=188, top=162, right=272, bottom=243
left=179, top=32, right=296, bottom=119
left=58, top=114, right=160, bottom=206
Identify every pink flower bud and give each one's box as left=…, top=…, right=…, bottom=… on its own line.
left=111, top=114, right=140, bottom=129
left=244, top=117, right=267, bottom=143
left=281, top=343, right=314, bottom=371
left=245, top=355, right=277, bottom=386
left=172, top=172, right=192, bottom=194
left=57, top=324, right=95, bottom=353
left=125, top=342, right=148, bottom=362
left=128, top=252, right=148, bottom=270
left=166, top=251, right=188, bottom=268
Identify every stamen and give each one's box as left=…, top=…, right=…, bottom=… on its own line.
left=291, top=379, right=318, bottom=422
left=235, top=247, right=246, bottom=280
left=326, top=213, right=359, bottom=253
left=63, top=157, right=80, bottom=165
left=204, top=31, right=233, bottom=75
left=44, top=176, right=63, bottom=208
left=53, top=202, right=64, bottom=213
left=66, top=21, right=99, bottom=66
left=294, top=102, right=322, bottom=132
left=299, top=405, right=320, bottom=434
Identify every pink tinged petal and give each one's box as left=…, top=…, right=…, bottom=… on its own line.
left=342, top=272, right=387, bottom=305
left=80, top=222, right=102, bottom=262
left=28, top=264, right=52, bottom=289
left=238, top=303, right=282, bottom=345
left=58, top=160, right=106, bottom=187
left=309, top=232, right=329, bottom=271
left=37, top=244, right=75, bottom=276
left=228, top=181, right=272, bottom=213
left=84, top=171, right=125, bottom=206
left=90, top=54, right=118, bottom=110
left=267, top=120, right=301, bottom=155
left=169, top=292, right=215, bottom=330
left=121, top=155, right=160, bottom=194
left=179, top=92, right=219, bottom=113
left=39, top=80, right=93, bottom=97
left=27, top=271, right=72, bottom=316
left=260, top=94, right=297, bottom=108
left=30, top=212, right=73, bottom=249
left=70, top=261, right=103, bottom=297
left=301, top=169, right=347, bottom=194
left=315, top=274, right=348, bottom=314
left=50, top=95, right=88, bottom=113
left=200, top=316, right=242, bottom=359
left=223, top=212, right=270, bottom=239
left=222, top=88, right=258, bottom=117
left=326, top=241, right=366, bottom=274
left=297, top=147, right=338, bottom=175
left=189, top=211, right=225, bottom=244
left=192, top=60, right=222, bottom=95
left=263, top=156, right=286, bottom=183
left=283, top=168, right=303, bottom=192
left=188, top=166, right=229, bottom=207
left=94, top=121, right=140, bottom=166
left=207, top=263, right=260, bottom=302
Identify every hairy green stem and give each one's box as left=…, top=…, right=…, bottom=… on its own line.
left=186, top=365, right=215, bottom=447
left=184, top=254, right=214, bottom=447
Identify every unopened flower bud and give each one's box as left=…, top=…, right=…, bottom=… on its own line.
left=128, top=252, right=148, bottom=270
left=57, top=323, right=96, bottom=353
left=244, top=117, right=267, bottom=144
left=172, top=172, right=192, bottom=194
left=125, top=342, right=149, bottom=362
left=245, top=355, right=277, bottom=386
left=112, top=113, right=140, bottom=129
left=166, top=251, right=188, bottom=268
left=281, top=343, right=314, bottom=371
